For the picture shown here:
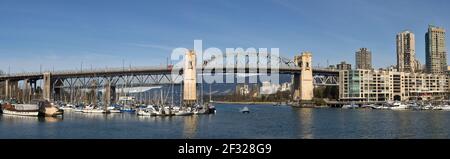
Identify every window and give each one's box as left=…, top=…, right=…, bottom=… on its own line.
left=188, top=61, right=193, bottom=69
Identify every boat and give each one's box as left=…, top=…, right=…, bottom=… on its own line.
left=137, top=109, right=154, bottom=116
left=390, top=102, right=408, bottom=110
left=109, top=109, right=121, bottom=113
left=432, top=105, right=443, bottom=110
left=441, top=105, right=450, bottom=111
left=361, top=104, right=376, bottom=109
left=422, top=104, right=433, bottom=110
left=1, top=103, right=39, bottom=116
left=240, top=106, right=250, bottom=114
left=342, top=102, right=358, bottom=109
left=408, top=102, right=421, bottom=110
left=82, top=109, right=105, bottom=113
left=82, top=104, right=105, bottom=113
left=107, top=106, right=122, bottom=113
left=175, top=107, right=194, bottom=116
left=74, top=108, right=84, bottom=112
left=1, top=100, right=63, bottom=117
left=193, top=103, right=216, bottom=115
left=175, top=110, right=194, bottom=116
left=60, top=104, right=75, bottom=111
left=120, top=106, right=136, bottom=113
left=137, top=105, right=157, bottom=116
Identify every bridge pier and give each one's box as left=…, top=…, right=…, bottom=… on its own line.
left=292, top=52, right=314, bottom=104
left=43, top=72, right=52, bottom=101
left=103, top=80, right=116, bottom=107
left=5, top=79, right=19, bottom=100
left=183, top=50, right=197, bottom=106
left=22, top=79, right=32, bottom=104
left=91, top=80, right=97, bottom=105
left=53, top=79, right=64, bottom=103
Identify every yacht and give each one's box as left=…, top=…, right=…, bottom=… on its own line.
left=82, top=104, right=105, bottom=113
left=175, top=107, right=194, bottom=116
left=107, top=106, right=121, bottom=113
left=422, top=103, right=433, bottom=110
left=390, top=102, right=408, bottom=110
left=408, top=103, right=421, bottom=111
left=137, top=105, right=157, bottom=116
left=441, top=105, right=450, bottom=111
left=1, top=100, right=63, bottom=117
left=1, top=103, right=39, bottom=116
left=342, top=102, right=358, bottom=109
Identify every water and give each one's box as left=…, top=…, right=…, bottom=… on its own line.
left=1, top=104, right=450, bottom=139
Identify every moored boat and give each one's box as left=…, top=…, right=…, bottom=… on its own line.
left=390, top=102, right=408, bottom=110
left=2, top=109, right=39, bottom=116
left=1, top=100, right=63, bottom=117
left=240, top=106, right=250, bottom=114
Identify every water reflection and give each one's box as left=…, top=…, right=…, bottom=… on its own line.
left=183, top=116, right=198, bottom=139
left=4, top=104, right=450, bottom=139
left=295, top=108, right=314, bottom=139
left=1, top=114, right=40, bottom=123
left=0, top=114, right=63, bottom=123
left=38, top=117, right=64, bottom=123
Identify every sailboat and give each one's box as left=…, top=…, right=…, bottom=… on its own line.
left=193, top=83, right=216, bottom=115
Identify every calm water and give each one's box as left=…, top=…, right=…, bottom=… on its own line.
left=1, top=104, right=450, bottom=139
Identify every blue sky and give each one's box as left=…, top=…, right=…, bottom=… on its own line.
left=0, top=0, right=449, bottom=73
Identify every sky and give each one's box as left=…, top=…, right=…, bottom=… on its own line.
left=0, top=0, right=449, bottom=73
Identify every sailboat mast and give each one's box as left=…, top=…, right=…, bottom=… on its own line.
left=160, top=88, right=163, bottom=106
left=180, top=80, right=183, bottom=107
left=201, top=77, right=204, bottom=104
left=171, top=82, right=174, bottom=106
left=209, top=84, right=212, bottom=102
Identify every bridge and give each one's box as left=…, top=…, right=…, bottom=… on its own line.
left=0, top=51, right=339, bottom=105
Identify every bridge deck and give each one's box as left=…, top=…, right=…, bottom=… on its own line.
left=0, top=66, right=339, bottom=81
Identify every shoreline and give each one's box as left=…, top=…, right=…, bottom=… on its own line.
left=213, top=101, right=279, bottom=105
left=213, top=101, right=332, bottom=108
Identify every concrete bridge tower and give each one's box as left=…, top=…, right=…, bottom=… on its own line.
left=183, top=50, right=197, bottom=106
left=293, top=52, right=314, bottom=101
left=43, top=72, right=52, bottom=101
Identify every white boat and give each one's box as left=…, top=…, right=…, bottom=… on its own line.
left=107, top=106, right=121, bottom=113
left=137, top=109, right=154, bottom=116
left=174, top=107, right=193, bottom=116
left=390, top=102, right=408, bottom=110
left=441, top=105, right=450, bottom=111
left=74, top=109, right=84, bottom=112
left=2, top=101, right=62, bottom=117
left=60, top=106, right=74, bottom=111
left=137, top=106, right=157, bottom=116
left=240, top=106, right=250, bottom=114
left=109, top=110, right=121, bottom=113
left=2, top=109, right=39, bottom=116
left=82, top=109, right=105, bottom=113
left=342, top=103, right=358, bottom=109
left=175, top=110, right=194, bottom=116
left=422, top=104, right=433, bottom=110
left=433, top=106, right=443, bottom=110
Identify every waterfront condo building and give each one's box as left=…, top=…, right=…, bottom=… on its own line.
left=337, top=61, right=352, bottom=70
left=355, top=48, right=372, bottom=70
left=339, top=69, right=448, bottom=102
left=425, top=25, right=447, bottom=74
left=397, top=30, right=420, bottom=72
